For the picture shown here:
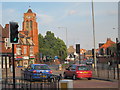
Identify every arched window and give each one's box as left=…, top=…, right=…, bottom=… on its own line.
left=30, top=20, right=32, bottom=30
left=26, top=21, right=29, bottom=30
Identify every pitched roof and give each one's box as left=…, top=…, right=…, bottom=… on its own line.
left=1, top=24, right=9, bottom=38
left=0, top=25, right=3, bottom=38
left=100, top=38, right=115, bottom=49
left=67, top=46, right=75, bottom=54
left=27, top=9, right=33, bottom=13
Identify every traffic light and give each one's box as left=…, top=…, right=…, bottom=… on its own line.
left=10, top=22, right=19, bottom=43
left=92, top=49, right=94, bottom=58
left=76, top=44, right=80, bottom=53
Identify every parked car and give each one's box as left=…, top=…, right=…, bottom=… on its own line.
left=63, top=64, right=92, bottom=80
left=86, top=60, right=93, bottom=65
left=64, top=60, right=69, bottom=64
left=23, top=64, right=54, bottom=81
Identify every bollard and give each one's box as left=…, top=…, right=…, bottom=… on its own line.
left=59, top=80, right=73, bottom=89
left=92, top=64, right=94, bottom=69
left=119, top=64, right=120, bottom=68
left=10, top=65, right=13, bottom=72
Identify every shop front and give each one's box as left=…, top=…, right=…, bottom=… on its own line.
left=23, top=56, right=29, bottom=67
left=29, top=56, right=35, bottom=64
left=15, top=56, right=23, bottom=67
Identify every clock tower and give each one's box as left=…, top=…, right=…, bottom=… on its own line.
left=22, top=9, right=38, bottom=55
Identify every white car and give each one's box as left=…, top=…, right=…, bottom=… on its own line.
left=64, top=61, right=69, bottom=64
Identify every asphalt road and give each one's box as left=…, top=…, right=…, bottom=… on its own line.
left=2, top=66, right=119, bottom=89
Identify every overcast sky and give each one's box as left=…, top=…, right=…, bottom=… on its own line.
left=1, top=1, right=118, bottom=50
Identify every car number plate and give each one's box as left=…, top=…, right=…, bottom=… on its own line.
left=40, top=75, right=46, bottom=78
left=83, top=72, right=88, bottom=73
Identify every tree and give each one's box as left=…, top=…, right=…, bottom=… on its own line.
left=38, top=31, right=67, bottom=61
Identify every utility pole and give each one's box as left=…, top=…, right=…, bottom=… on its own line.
left=58, top=27, right=68, bottom=48
left=92, top=0, right=97, bottom=75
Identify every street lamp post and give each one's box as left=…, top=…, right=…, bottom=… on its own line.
left=92, top=0, right=97, bottom=75
left=58, top=27, right=68, bottom=48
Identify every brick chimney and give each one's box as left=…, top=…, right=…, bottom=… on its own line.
left=107, top=38, right=111, bottom=41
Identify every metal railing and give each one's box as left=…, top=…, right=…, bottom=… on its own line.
left=92, top=63, right=120, bottom=80
left=1, top=70, right=62, bottom=89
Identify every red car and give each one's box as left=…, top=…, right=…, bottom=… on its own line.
left=63, top=64, right=92, bottom=80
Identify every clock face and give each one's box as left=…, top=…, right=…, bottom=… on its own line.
left=26, top=16, right=31, bottom=19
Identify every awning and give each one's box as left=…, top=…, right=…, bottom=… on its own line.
left=30, top=56, right=35, bottom=59
left=15, top=57, right=23, bottom=60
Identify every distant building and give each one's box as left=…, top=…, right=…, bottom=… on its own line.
left=99, top=38, right=115, bottom=55
left=80, top=49, right=86, bottom=55
left=67, top=46, right=75, bottom=55
left=67, top=46, right=76, bottom=61
left=99, top=43, right=104, bottom=48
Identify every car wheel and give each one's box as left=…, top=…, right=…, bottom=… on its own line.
left=88, top=78, right=91, bottom=80
left=48, top=78, right=54, bottom=82
left=72, top=75, right=76, bottom=80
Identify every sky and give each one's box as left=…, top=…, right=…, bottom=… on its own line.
left=1, top=1, right=118, bottom=50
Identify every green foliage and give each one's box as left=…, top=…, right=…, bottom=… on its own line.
left=38, top=31, right=67, bottom=60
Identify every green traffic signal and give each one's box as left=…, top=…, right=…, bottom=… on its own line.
left=10, top=22, right=19, bottom=43
left=14, top=38, right=17, bottom=41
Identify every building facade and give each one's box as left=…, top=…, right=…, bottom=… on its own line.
left=0, top=24, right=12, bottom=69
left=0, top=9, right=39, bottom=68
left=14, top=9, right=39, bottom=67
left=99, top=38, right=115, bottom=56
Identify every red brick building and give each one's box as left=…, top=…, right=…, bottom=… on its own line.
left=14, top=9, right=39, bottom=67
left=0, top=24, right=12, bottom=68
left=0, top=9, right=39, bottom=68
left=99, top=38, right=115, bottom=55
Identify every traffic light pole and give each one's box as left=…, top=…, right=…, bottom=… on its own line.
left=12, top=44, right=16, bottom=89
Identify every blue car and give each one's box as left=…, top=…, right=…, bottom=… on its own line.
left=23, top=64, right=54, bottom=81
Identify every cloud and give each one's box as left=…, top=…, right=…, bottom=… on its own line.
left=2, top=8, right=18, bottom=25
left=67, top=10, right=77, bottom=15
left=95, top=10, right=118, bottom=17
left=3, top=8, right=16, bottom=14
left=106, top=10, right=118, bottom=16
left=37, top=14, right=54, bottom=24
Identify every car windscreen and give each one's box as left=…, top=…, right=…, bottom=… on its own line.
left=77, top=66, right=90, bottom=70
left=34, top=65, right=50, bottom=70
